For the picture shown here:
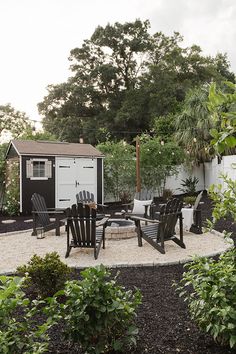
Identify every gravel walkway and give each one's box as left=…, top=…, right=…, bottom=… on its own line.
left=0, top=227, right=232, bottom=274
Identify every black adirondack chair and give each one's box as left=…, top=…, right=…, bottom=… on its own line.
left=31, top=193, right=65, bottom=236
left=76, top=190, right=108, bottom=214
left=128, top=198, right=185, bottom=254
left=123, top=190, right=154, bottom=218
left=65, top=203, right=108, bottom=259
left=189, top=191, right=203, bottom=234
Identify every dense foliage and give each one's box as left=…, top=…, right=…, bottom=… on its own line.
left=38, top=20, right=235, bottom=144
left=140, top=136, right=185, bottom=195
left=45, top=265, right=141, bottom=353
left=17, top=252, right=71, bottom=298
left=0, top=276, right=51, bottom=353
left=3, top=159, right=20, bottom=216
left=178, top=176, right=199, bottom=195
left=0, top=104, right=32, bottom=139
left=208, top=81, right=236, bottom=154
left=97, top=140, right=136, bottom=200
left=208, top=175, right=236, bottom=232
left=176, top=249, right=236, bottom=349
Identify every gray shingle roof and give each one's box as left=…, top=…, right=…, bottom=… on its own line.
left=11, top=140, right=104, bottom=157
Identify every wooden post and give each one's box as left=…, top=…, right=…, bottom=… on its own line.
left=136, top=136, right=141, bottom=192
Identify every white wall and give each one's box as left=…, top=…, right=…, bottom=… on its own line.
left=104, top=155, right=236, bottom=201
left=205, top=155, right=236, bottom=190
left=165, top=164, right=204, bottom=194
left=166, top=155, right=235, bottom=194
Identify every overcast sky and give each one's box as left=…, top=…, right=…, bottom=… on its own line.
left=0, top=0, right=236, bottom=123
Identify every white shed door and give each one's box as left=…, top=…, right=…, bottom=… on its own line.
left=56, top=158, right=97, bottom=208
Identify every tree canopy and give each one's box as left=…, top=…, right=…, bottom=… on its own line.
left=38, top=19, right=235, bottom=144
left=0, top=104, right=31, bottom=140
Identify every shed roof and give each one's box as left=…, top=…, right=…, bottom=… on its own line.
left=10, top=140, right=104, bottom=157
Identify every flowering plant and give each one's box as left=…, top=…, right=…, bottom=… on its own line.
left=4, top=160, right=20, bottom=216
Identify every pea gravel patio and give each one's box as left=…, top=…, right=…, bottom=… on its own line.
left=0, top=227, right=233, bottom=274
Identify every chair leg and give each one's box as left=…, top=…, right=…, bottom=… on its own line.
left=135, top=220, right=142, bottom=247
left=142, top=234, right=165, bottom=254
left=190, top=210, right=203, bottom=234
left=102, top=226, right=106, bottom=249
left=31, top=213, right=37, bottom=236
left=95, top=242, right=102, bottom=259
left=159, top=223, right=165, bottom=252
left=55, top=216, right=60, bottom=236
left=173, top=216, right=185, bottom=248
left=172, top=237, right=186, bottom=249
left=65, top=226, right=71, bottom=258
left=65, top=246, right=72, bottom=258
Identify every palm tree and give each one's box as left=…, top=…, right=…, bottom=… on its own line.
left=175, top=85, right=214, bottom=163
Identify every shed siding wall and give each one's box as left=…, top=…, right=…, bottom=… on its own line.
left=21, top=155, right=55, bottom=214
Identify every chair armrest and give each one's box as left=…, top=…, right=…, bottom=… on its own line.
left=97, top=203, right=108, bottom=208
left=122, top=202, right=133, bottom=207
left=32, top=210, right=65, bottom=214
left=47, top=208, right=65, bottom=211
left=96, top=217, right=109, bottom=227
left=127, top=215, right=160, bottom=224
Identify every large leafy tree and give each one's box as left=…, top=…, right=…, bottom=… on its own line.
left=145, top=34, right=234, bottom=118
left=39, top=20, right=152, bottom=143
left=0, top=104, right=31, bottom=139
left=39, top=20, right=235, bottom=144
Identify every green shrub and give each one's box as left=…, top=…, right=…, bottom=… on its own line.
left=0, top=275, right=50, bottom=353
left=179, top=176, right=199, bottom=195
left=176, top=249, right=236, bottom=349
left=4, top=159, right=20, bottom=216
left=17, top=252, right=71, bottom=298
left=183, top=196, right=196, bottom=206
left=46, top=265, right=142, bottom=353
left=162, top=188, right=173, bottom=201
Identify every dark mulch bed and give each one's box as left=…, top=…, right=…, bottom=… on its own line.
left=25, top=265, right=234, bottom=354
left=2, top=193, right=235, bottom=353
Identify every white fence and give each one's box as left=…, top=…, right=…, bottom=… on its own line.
left=166, top=155, right=236, bottom=194
left=104, top=155, right=236, bottom=201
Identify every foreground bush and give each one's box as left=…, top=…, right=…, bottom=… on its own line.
left=17, top=252, right=71, bottom=298
left=0, top=276, right=50, bottom=354
left=176, top=249, right=236, bottom=349
left=46, top=265, right=142, bottom=353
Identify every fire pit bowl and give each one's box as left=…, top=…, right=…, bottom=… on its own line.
left=105, top=218, right=136, bottom=240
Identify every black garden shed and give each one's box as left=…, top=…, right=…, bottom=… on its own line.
left=6, top=140, right=104, bottom=214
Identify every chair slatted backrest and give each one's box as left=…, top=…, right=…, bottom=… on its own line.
left=66, top=203, right=97, bottom=247
left=76, top=190, right=95, bottom=204
left=193, top=191, right=203, bottom=211
left=31, top=193, right=50, bottom=226
left=159, top=198, right=183, bottom=239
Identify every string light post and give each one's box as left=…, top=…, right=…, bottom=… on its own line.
left=136, top=136, right=141, bottom=193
